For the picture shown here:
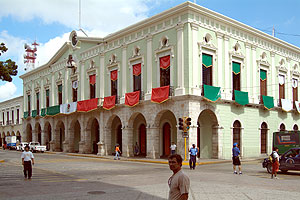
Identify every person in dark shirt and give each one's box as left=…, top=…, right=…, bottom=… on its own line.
left=232, top=143, right=242, bottom=175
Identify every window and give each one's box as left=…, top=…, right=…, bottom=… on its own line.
left=261, top=122, right=268, bottom=154
left=233, top=120, right=241, bottom=150
left=159, top=55, right=170, bottom=87
left=16, top=109, right=19, bottom=124
left=58, top=85, right=62, bottom=105
left=11, top=110, right=14, bottom=124
left=46, top=89, right=50, bottom=107
left=72, top=81, right=78, bottom=102
left=89, top=75, right=96, bottom=99
left=6, top=111, right=9, bottom=125
left=28, top=95, right=31, bottom=116
left=260, top=69, right=267, bottom=103
left=133, top=63, right=142, bottom=98
left=232, top=62, right=241, bottom=100
left=2, top=112, right=4, bottom=124
left=293, top=124, right=298, bottom=132
left=111, top=70, right=118, bottom=103
left=292, top=78, right=298, bottom=103
left=279, top=74, right=285, bottom=100
left=36, top=92, right=39, bottom=116
left=202, top=53, right=213, bottom=91
left=280, top=123, right=286, bottom=131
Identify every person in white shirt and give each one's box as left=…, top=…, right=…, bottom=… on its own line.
left=170, top=142, right=177, bottom=155
left=21, top=145, right=34, bottom=179
left=271, top=147, right=280, bottom=179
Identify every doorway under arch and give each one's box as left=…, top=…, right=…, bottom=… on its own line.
left=91, top=119, right=99, bottom=154
left=261, top=122, right=268, bottom=154
left=233, top=120, right=241, bottom=150
left=162, top=122, right=171, bottom=156
left=111, top=116, right=122, bottom=154
left=56, top=121, right=65, bottom=152
left=74, top=121, right=81, bottom=153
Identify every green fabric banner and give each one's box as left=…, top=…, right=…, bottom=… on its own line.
left=58, top=85, right=62, bottom=93
left=234, top=90, right=249, bottom=106
left=203, top=84, right=221, bottom=102
left=262, top=95, right=274, bottom=110
left=202, top=54, right=212, bottom=68
left=260, top=70, right=267, bottom=81
left=31, top=110, right=38, bottom=118
left=46, top=90, right=49, bottom=97
left=232, top=62, right=241, bottom=74
left=46, top=105, right=60, bottom=116
left=41, top=108, right=47, bottom=117
left=24, top=111, right=29, bottom=119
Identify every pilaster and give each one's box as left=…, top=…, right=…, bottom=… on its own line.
left=121, top=45, right=127, bottom=101
left=146, top=126, right=160, bottom=159
left=271, top=52, right=276, bottom=98
left=224, top=35, right=230, bottom=99
left=245, top=43, right=251, bottom=100
left=287, top=58, right=291, bottom=100
left=80, top=61, right=85, bottom=101
left=252, top=45, right=258, bottom=103
left=175, top=23, right=185, bottom=96
left=216, top=32, right=224, bottom=88
left=100, top=53, right=105, bottom=98
left=145, top=35, right=153, bottom=101
left=122, top=127, right=134, bottom=157
left=191, top=22, right=200, bottom=95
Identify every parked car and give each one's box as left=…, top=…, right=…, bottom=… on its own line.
left=262, top=147, right=300, bottom=173
left=29, top=142, right=46, bottom=153
left=16, top=142, right=29, bottom=151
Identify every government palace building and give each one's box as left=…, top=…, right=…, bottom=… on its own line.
left=18, top=2, right=300, bottom=159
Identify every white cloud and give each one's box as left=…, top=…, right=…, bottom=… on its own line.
left=0, top=82, right=17, bottom=101
left=0, top=0, right=151, bottom=34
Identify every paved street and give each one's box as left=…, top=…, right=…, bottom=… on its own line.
left=1, top=150, right=300, bottom=200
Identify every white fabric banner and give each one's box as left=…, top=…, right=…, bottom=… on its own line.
left=279, top=74, right=285, bottom=85
left=295, top=101, right=300, bottom=113
left=60, top=102, right=77, bottom=114
left=292, top=79, right=298, bottom=88
left=281, top=99, right=292, bottom=112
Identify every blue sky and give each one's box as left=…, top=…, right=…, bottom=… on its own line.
left=1, top=0, right=300, bottom=102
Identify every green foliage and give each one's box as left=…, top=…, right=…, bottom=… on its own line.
left=0, top=43, right=18, bottom=82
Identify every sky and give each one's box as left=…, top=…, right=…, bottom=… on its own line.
left=1, top=0, right=300, bottom=102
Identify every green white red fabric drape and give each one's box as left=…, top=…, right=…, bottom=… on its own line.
left=125, top=91, right=140, bottom=107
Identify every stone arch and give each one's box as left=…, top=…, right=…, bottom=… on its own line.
left=55, top=120, right=65, bottom=152
left=44, top=121, right=52, bottom=150
left=154, top=110, right=177, bottom=157
left=198, top=109, right=219, bottom=159
left=109, top=115, right=122, bottom=154
left=69, top=120, right=81, bottom=153
left=129, top=112, right=147, bottom=157
left=35, top=122, right=42, bottom=144
left=26, top=123, right=32, bottom=142
left=85, top=117, right=100, bottom=154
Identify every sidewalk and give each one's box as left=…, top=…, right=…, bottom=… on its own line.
left=45, top=151, right=263, bottom=166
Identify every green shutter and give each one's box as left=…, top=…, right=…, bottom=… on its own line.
left=234, top=90, right=249, bottom=106
left=262, top=95, right=274, bottom=110
left=203, top=84, right=221, bottom=102
left=46, top=105, right=60, bottom=116
left=46, top=90, right=49, bottom=97
left=232, top=62, right=241, bottom=74
left=24, top=111, right=29, bottom=119
left=202, top=54, right=213, bottom=68
left=41, top=108, right=46, bottom=117
left=31, top=110, right=37, bottom=118
left=260, top=70, right=267, bottom=81
left=58, top=85, right=62, bottom=93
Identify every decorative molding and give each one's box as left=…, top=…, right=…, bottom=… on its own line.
left=128, top=55, right=144, bottom=66
left=154, top=45, right=174, bottom=61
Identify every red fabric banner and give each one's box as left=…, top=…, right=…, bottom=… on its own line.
left=103, top=96, right=116, bottom=110
left=111, top=70, right=118, bottom=81
left=151, top=85, right=170, bottom=103
left=125, top=91, right=140, bottom=107
left=77, top=98, right=98, bottom=112
left=89, top=74, right=96, bottom=85
left=133, top=63, right=141, bottom=76
left=160, top=55, right=170, bottom=69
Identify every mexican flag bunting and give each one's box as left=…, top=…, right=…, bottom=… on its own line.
left=151, top=85, right=170, bottom=103
left=125, top=91, right=140, bottom=107
left=281, top=99, right=292, bottom=112
left=295, top=101, right=300, bottom=113
left=103, top=96, right=116, bottom=110
left=77, top=98, right=98, bottom=112
left=60, top=102, right=77, bottom=114
left=46, top=105, right=60, bottom=116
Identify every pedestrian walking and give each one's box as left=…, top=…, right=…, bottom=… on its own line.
left=189, top=144, right=198, bottom=170
left=232, top=143, right=242, bottom=175
left=21, top=145, right=34, bottom=179
left=114, top=144, right=121, bottom=160
left=134, top=142, right=139, bottom=156
left=271, top=147, right=280, bottom=179
left=170, top=142, right=177, bottom=155
left=168, top=154, right=190, bottom=200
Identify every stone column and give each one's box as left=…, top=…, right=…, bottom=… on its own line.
left=122, top=127, right=134, bottom=157
left=216, top=32, right=224, bottom=88
left=146, top=126, right=160, bottom=159
left=212, top=125, right=223, bottom=159
left=191, top=22, right=200, bottom=95
left=54, top=128, right=61, bottom=152
left=224, top=35, right=230, bottom=100
left=103, top=127, right=112, bottom=156
left=41, top=129, right=47, bottom=145
left=175, top=23, right=185, bottom=96
left=145, top=34, right=153, bottom=100
left=63, top=141, right=69, bottom=153
left=32, top=130, right=37, bottom=142
left=84, top=128, right=92, bottom=154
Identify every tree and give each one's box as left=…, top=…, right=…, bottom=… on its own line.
left=0, top=43, right=18, bottom=82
